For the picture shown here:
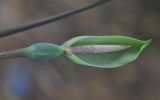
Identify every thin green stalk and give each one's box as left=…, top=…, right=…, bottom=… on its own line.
left=0, top=48, right=25, bottom=59
left=0, top=0, right=111, bottom=38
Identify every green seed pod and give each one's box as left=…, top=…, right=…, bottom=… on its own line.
left=0, top=36, right=152, bottom=68
left=23, top=43, right=64, bottom=60
left=62, top=36, right=152, bottom=68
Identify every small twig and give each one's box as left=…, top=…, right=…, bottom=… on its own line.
left=0, top=0, right=111, bottom=38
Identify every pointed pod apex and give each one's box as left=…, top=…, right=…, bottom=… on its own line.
left=143, top=39, right=152, bottom=48
left=23, top=43, right=64, bottom=60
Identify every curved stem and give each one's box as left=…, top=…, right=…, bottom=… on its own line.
left=0, top=0, right=111, bottom=38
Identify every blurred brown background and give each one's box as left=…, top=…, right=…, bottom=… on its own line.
left=0, top=0, right=159, bottom=100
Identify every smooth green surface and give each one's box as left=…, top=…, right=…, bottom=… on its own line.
left=23, top=43, right=64, bottom=60
left=62, top=36, right=151, bottom=68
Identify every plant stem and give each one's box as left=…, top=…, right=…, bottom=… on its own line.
left=0, top=0, right=111, bottom=38
left=0, top=48, right=25, bottom=59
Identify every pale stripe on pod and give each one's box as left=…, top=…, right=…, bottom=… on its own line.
left=69, top=45, right=131, bottom=54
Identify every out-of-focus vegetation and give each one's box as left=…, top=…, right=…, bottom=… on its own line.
left=0, top=0, right=159, bottom=100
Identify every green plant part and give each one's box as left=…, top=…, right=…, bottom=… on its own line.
left=62, top=36, right=152, bottom=68
left=0, top=36, right=151, bottom=68
left=0, top=43, right=64, bottom=60
left=23, top=43, right=64, bottom=60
